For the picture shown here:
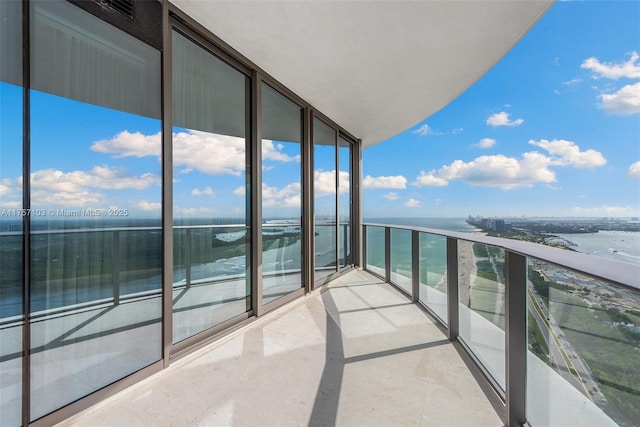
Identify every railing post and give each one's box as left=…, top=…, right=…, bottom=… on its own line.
left=411, top=230, right=419, bottom=303
left=112, top=230, right=120, bottom=305
left=362, top=224, right=367, bottom=269
left=446, top=237, right=458, bottom=341
left=185, top=228, right=191, bottom=287
left=384, top=227, right=391, bottom=283
left=505, top=250, right=527, bottom=426
left=343, top=222, right=348, bottom=266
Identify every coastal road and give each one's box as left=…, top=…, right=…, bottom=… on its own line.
left=527, top=282, right=604, bottom=404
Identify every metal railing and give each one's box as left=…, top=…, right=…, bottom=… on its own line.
left=363, top=222, right=640, bottom=427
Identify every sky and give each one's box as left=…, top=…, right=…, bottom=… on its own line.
left=362, top=1, right=640, bottom=219
left=1, top=1, right=638, bottom=222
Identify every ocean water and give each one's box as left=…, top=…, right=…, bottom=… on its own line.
left=556, top=230, right=640, bottom=266
left=366, top=217, right=640, bottom=267
left=364, top=217, right=479, bottom=233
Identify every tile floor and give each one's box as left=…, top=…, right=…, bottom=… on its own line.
left=57, top=270, right=504, bottom=426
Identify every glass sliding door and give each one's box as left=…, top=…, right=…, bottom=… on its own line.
left=338, top=136, right=353, bottom=267
left=29, top=1, right=162, bottom=419
left=261, top=83, right=303, bottom=304
left=0, top=1, right=23, bottom=425
left=171, top=29, right=251, bottom=343
left=313, top=118, right=337, bottom=281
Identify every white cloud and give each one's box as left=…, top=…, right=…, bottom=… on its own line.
left=581, top=51, right=640, bottom=80
left=17, top=166, right=160, bottom=208
left=475, top=138, right=496, bottom=149
left=486, top=112, right=524, bottom=127
left=92, top=131, right=160, bottom=158
left=570, top=205, right=640, bottom=217
left=437, top=152, right=556, bottom=190
left=529, top=139, right=606, bottom=168
left=0, top=200, right=21, bottom=209
left=135, top=200, right=161, bottom=211
left=92, top=129, right=297, bottom=176
left=191, top=186, right=215, bottom=196
left=262, top=140, right=300, bottom=163
left=599, top=82, right=640, bottom=115
left=629, top=161, right=640, bottom=178
left=174, top=131, right=246, bottom=175
left=363, top=174, right=407, bottom=189
left=262, top=182, right=301, bottom=208
left=414, top=124, right=435, bottom=136
left=413, top=124, right=462, bottom=136
left=233, top=186, right=246, bottom=196
left=412, top=170, right=448, bottom=187
left=383, top=192, right=398, bottom=201
left=404, top=198, right=422, bottom=208
left=31, top=166, right=159, bottom=192
left=31, top=189, right=104, bottom=208
left=0, top=181, right=12, bottom=197
left=314, top=170, right=350, bottom=197
left=562, top=78, right=582, bottom=86
left=412, top=139, right=606, bottom=191
left=175, top=206, right=216, bottom=217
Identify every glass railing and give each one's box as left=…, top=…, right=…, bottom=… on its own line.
left=363, top=223, right=640, bottom=427
left=0, top=224, right=256, bottom=323
left=262, top=222, right=303, bottom=304
left=28, top=225, right=163, bottom=318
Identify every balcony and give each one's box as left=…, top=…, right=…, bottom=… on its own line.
left=56, top=269, right=503, bottom=427
left=37, top=222, right=640, bottom=427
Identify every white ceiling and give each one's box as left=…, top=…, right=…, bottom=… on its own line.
left=170, top=0, right=554, bottom=148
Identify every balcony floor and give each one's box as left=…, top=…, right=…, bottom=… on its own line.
left=57, top=270, right=503, bottom=426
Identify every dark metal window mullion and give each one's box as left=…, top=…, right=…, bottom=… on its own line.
left=161, top=0, right=173, bottom=367
left=22, top=0, right=32, bottom=424
left=335, top=130, right=340, bottom=272
left=302, top=108, right=313, bottom=293
left=251, top=73, right=263, bottom=316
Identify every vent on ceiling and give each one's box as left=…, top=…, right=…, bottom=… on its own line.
left=94, top=0, right=134, bottom=19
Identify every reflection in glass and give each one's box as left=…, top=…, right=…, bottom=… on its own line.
left=365, top=226, right=385, bottom=277
left=171, top=30, right=251, bottom=343
left=0, top=1, right=23, bottom=424
left=338, top=137, right=352, bottom=267
left=29, top=1, right=162, bottom=419
left=313, top=118, right=337, bottom=281
left=457, top=241, right=506, bottom=390
left=526, top=258, right=640, bottom=426
left=261, top=83, right=303, bottom=304
left=418, top=233, right=448, bottom=324
left=390, top=228, right=411, bottom=294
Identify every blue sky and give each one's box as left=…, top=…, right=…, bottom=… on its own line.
left=363, top=1, right=640, bottom=218
left=1, top=1, right=638, bottom=221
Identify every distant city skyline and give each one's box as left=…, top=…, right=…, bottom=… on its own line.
left=363, top=1, right=640, bottom=218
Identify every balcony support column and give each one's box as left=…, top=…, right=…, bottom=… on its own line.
left=505, top=250, right=527, bottom=426
left=446, top=237, right=458, bottom=341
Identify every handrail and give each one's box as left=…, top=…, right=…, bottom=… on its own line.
left=364, top=222, right=640, bottom=292
left=363, top=222, right=638, bottom=426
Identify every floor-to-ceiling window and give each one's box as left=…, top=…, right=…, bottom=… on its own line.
left=338, top=136, right=353, bottom=267
left=171, top=29, right=251, bottom=343
left=261, top=83, right=304, bottom=304
left=313, top=117, right=337, bottom=281
left=0, top=1, right=363, bottom=422
left=0, top=1, right=23, bottom=425
left=28, top=1, right=162, bottom=419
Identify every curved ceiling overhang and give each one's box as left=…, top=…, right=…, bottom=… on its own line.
left=170, top=0, right=554, bottom=148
